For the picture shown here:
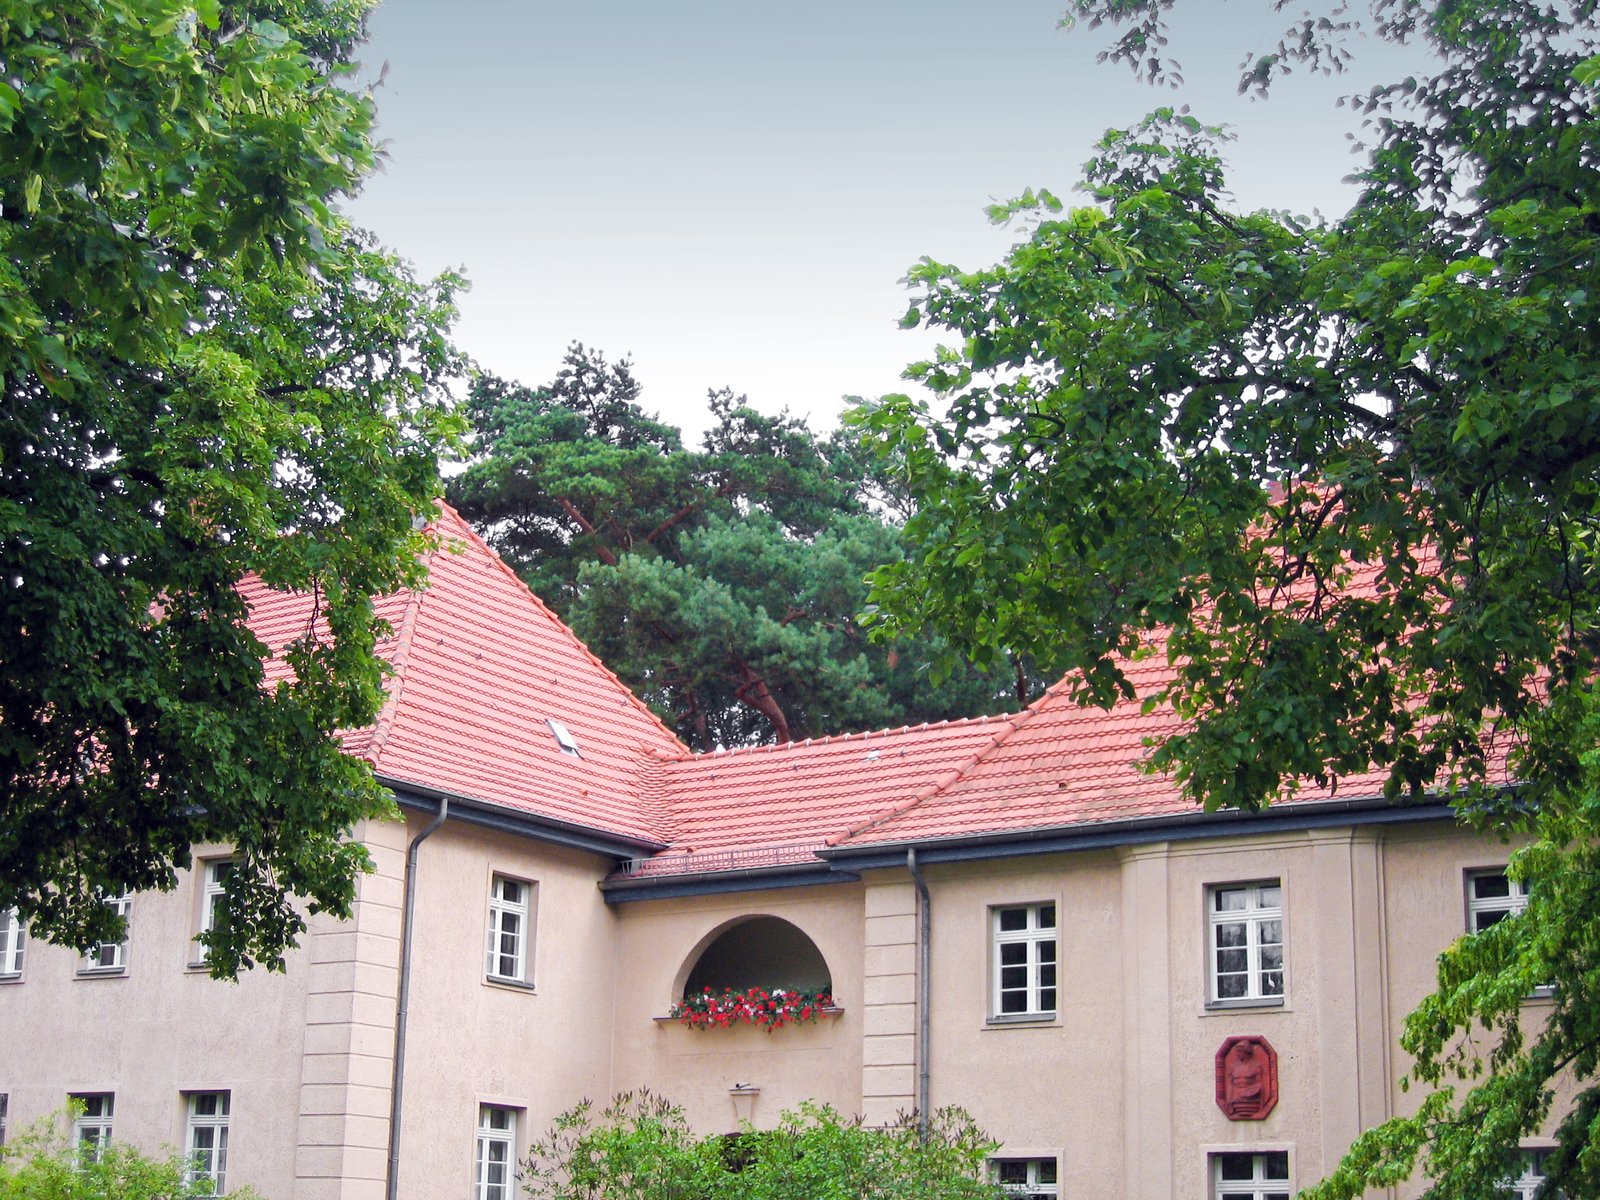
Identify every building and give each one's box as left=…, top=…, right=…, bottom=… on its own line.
left=0, top=506, right=1549, bottom=1199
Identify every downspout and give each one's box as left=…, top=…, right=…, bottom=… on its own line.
left=386, top=795, right=449, bottom=1200
left=907, top=847, right=931, bottom=1133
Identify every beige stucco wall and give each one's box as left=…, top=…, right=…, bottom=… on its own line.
left=800, top=818, right=1529, bottom=1200
left=1, top=808, right=1544, bottom=1200
left=0, top=841, right=317, bottom=1200
left=607, top=882, right=866, bottom=1133
left=385, top=813, right=621, bottom=1197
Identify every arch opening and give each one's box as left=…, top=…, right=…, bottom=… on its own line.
left=681, top=916, right=831, bottom=997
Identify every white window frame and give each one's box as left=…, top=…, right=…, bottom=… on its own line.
left=990, top=1156, right=1059, bottom=1199
left=474, top=1105, right=517, bottom=1200
left=0, top=907, right=25, bottom=978
left=1208, top=881, right=1285, bottom=1005
left=991, top=902, right=1057, bottom=1020
left=193, top=859, right=234, bottom=965
left=72, top=1093, right=114, bottom=1163
left=83, top=894, right=130, bottom=974
left=1503, top=1147, right=1552, bottom=1199
left=185, top=1091, right=231, bottom=1195
left=1212, top=1150, right=1292, bottom=1200
left=1467, top=869, right=1529, bottom=933
left=485, top=876, right=532, bottom=985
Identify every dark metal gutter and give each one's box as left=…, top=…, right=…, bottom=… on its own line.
left=599, top=863, right=860, bottom=903
left=384, top=779, right=668, bottom=861
left=818, top=799, right=1459, bottom=871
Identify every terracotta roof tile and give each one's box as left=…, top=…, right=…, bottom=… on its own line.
left=242, top=505, right=686, bottom=845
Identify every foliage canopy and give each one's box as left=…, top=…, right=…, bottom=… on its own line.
left=851, top=0, right=1600, bottom=1195
left=520, top=1090, right=1005, bottom=1200
left=450, top=344, right=1028, bottom=751
left=0, top=0, right=464, bottom=974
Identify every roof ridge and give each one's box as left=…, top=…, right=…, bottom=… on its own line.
left=361, top=566, right=431, bottom=770
left=824, top=697, right=1052, bottom=847
left=677, top=712, right=1018, bottom=762
left=431, top=502, right=690, bottom=755
left=632, top=749, right=682, bottom=843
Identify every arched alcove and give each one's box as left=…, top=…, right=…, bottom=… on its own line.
left=680, top=915, right=831, bottom=996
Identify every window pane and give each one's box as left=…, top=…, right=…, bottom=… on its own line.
left=1037, top=904, right=1056, bottom=929
left=1217, top=948, right=1248, bottom=974
left=1216, top=974, right=1247, bottom=999
left=1262, top=971, right=1284, bottom=995
left=1264, top=1152, right=1289, bottom=1179
left=1215, top=888, right=1247, bottom=912
left=1259, top=919, right=1282, bottom=945
left=997, top=1162, right=1028, bottom=1184
left=1218, top=1153, right=1254, bottom=1180
left=1000, top=943, right=1027, bottom=966
left=1000, top=991, right=1026, bottom=1014
left=1258, top=884, right=1282, bottom=908
left=998, top=908, right=1027, bottom=932
left=1473, top=874, right=1511, bottom=900
left=1216, top=923, right=1247, bottom=948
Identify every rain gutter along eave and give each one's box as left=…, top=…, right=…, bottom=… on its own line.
left=598, top=863, right=862, bottom=904
left=814, top=797, right=1461, bottom=871
left=384, top=779, right=669, bottom=861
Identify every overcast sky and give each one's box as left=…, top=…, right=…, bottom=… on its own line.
left=345, top=0, right=1425, bottom=440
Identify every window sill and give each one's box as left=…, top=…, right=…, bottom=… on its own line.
left=1204, top=996, right=1287, bottom=1013
left=985, top=1013, right=1058, bottom=1028
left=0, top=973, right=22, bottom=985
left=485, top=975, right=537, bottom=993
left=75, top=968, right=127, bottom=980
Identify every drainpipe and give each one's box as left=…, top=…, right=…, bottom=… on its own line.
left=906, top=847, right=931, bottom=1133
left=386, top=795, right=449, bottom=1200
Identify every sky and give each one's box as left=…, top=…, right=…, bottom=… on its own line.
left=345, top=0, right=1426, bottom=441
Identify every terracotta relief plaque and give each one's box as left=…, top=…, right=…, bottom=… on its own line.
left=1215, top=1035, right=1279, bottom=1120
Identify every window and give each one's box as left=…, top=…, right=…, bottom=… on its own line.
left=194, top=859, right=233, bottom=963
left=1209, top=882, right=1284, bottom=1003
left=1212, top=1151, right=1291, bottom=1200
left=486, top=876, right=531, bottom=984
left=475, top=1105, right=517, bottom=1200
left=83, top=895, right=130, bottom=974
left=72, top=1094, right=113, bottom=1163
left=1501, top=1148, right=1552, bottom=1199
left=546, top=718, right=580, bottom=757
left=992, top=903, right=1056, bottom=1019
left=185, top=1092, right=230, bottom=1195
left=991, top=1157, right=1058, bottom=1199
left=1468, top=870, right=1529, bottom=933
left=1, top=1093, right=8, bottom=1146
left=0, top=908, right=24, bottom=978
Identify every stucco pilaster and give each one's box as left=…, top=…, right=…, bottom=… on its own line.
left=1304, top=826, right=1390, bottom=1177
left=1118, top=841, right=1174, bottom=1196
left=293, top=816, right=406, bottom=1200
left=860, top=879, right=918, bottom=1125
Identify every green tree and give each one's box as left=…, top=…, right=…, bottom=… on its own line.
left=519, top=1090, right=1004, bottom=1200
left=851, top=1, right=1600, bottom=1195
left=0, top=0, right=465, bottom=975
left=450, top=344, right=1027, bottom=750
left=0, top=1107, right=261, bottom=1198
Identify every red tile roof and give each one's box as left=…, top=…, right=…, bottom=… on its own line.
left=633, top=715, right=1018, bottom=873
left=240, top=503, right=1502, bottom=875
left=243, top=505, right=686, bottom=846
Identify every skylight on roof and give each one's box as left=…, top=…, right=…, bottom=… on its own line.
left=547, top=718, right=581, bottom=758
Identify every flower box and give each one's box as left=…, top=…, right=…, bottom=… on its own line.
left=665, top=986, right=840, bottom=1032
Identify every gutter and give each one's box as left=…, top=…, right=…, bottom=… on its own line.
left=386, top=793, right=449, bottom=1200
left=385, top=779, right=667, bottom=860
left=907, top=847, right=931, bottom=1133
left=820, top=799, right=1460, bottom=871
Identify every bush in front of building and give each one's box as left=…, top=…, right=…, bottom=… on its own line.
left=520, top=1090, right=1005, bottom=1200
